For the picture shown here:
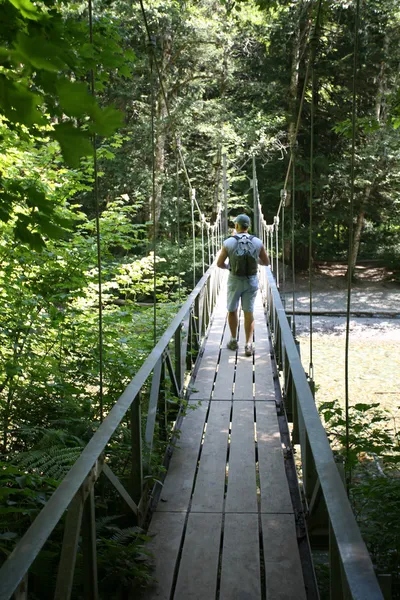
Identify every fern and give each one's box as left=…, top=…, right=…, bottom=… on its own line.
left=15, top=446, right=83, bottom=479
left=12, top=427, right=84, bottom=479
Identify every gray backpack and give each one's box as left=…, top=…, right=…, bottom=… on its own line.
left=230, top=235, right=258, bottom=277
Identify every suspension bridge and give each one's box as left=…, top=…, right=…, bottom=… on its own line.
left=0, top=0, right=394, bottom=596
left=0, top=196, right=387, bottom=599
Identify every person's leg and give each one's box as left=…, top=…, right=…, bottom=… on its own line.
left=228, top=310, right=239, bottom=339
left=243, top=311, right=255, bottom=344
left=226, top=277, right=241, bottom=349
left=241, top=277, right=258, bottom=355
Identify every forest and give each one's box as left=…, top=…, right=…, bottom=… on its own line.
left=0, top=0, right=399, bottom=597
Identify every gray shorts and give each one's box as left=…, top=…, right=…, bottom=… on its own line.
left=227, top=275, right=258, bottom=313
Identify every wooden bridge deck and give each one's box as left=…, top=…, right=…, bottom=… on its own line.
left=144, top=282, right=307, bottom=600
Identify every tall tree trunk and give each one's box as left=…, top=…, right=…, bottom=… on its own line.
left=375, top=33, right=389, bottom=123
left=150, top=33, right=172, bottom=241
left=288, top=17, right=301, bottom=147
left=347, top=186, right=371, bottom=279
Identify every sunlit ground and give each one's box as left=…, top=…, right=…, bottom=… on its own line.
left=296, top=316, right=400, bottom=430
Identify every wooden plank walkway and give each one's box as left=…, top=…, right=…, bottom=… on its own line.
left=143, top=279, right=306, bottom=600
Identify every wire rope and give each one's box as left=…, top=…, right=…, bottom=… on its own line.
left=282, top=194, right=286, bottom=301
left=191, top=189, right=196, bottom=289
left=207, top=225, right=211, bottom=267
left=176, top=153, right=181, bottom=302
left=88, top=0, right=103, bottom=422
left=274, top=217, right=279, bottom=286
left=150, top=48, right=157, bottom=345
left=201, top=218, right=205, bottom=275
left=308, top=32, right=317, bottom=384
left=345, top=0, right=361, bottom=485
left=291, top=151, right=297, bottom=338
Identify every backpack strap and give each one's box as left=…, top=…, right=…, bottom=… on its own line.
left=233, top=234, right=253, bottom=240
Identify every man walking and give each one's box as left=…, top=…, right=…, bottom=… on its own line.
left=216, top=214, right=269, bottom=356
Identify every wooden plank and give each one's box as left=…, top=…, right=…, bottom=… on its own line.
left=189, top=343, right=220, bottom=401
left=254, top=350, right=275, bottom=401
left=225, top=402, right=257, bottom=513
left=261, top=513, right=306, bottom=600
left=189, top=301, right=226, bottom=401
left=158, top=402, right=208, bottom=512
left=233, top=352, right=254, bottom=400
left=191, top=401, right=230, bottom=512
left=254, top=307, right=275, bottom=401
left=222, top=320, right=233, bottom=346
left=174, top=513, right=222, bottom=599
left=213, top=349, right=235, bottom=400
left=219, top=513, right=261, bottom=600
left=142, top=512, right=186, bottom=600
left=256, top=402, right=293, bottom=514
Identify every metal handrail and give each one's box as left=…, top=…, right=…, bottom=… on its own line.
left=0, top=264, right=223, bottom=600
left=260, top=266, right=383, bottom=600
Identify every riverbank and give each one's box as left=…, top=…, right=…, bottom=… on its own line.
left=281, top=263, right=400, bottom=429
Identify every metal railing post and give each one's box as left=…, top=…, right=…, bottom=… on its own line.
left=82, top=488, right=99, bottom=600
left=174, top=324, right=183, bottom=393
left=131, top=392, right=143, bottom=507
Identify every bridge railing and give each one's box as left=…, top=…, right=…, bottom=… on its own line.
left=0, top=265, right=223, bottom=600
left=260, top=266, right=384, bottom=600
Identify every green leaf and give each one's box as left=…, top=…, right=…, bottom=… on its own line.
left=56, top=80, right=96, bottom=117
left=25, top=186, right=47, bottom=210
left=34, top=214, right=67, bottom=239
left=51, top=123, right=93, bottom=167
left=7, top=0, right=41, bottom=20
left=90, top=105, right=123, bottom=137
left=353, top=403, right=372, bottom=412
left=15, top=33, right=67, bottom=72
left=0, top=75, right=43, bottom=126
left=14, top=218, right=46, bottom=250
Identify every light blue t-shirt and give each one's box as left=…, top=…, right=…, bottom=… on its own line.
left=223, top=233, right=263, bottom=282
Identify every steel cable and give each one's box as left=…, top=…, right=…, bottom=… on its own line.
left=88, top=0, right=103, bottom=422
left=345, top=0, right=361, bottom=485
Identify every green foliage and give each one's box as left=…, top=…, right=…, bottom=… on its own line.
left=0, top=0, right=400, bottom=594
left=96, top=520, right=153, bottom=595
left=0, top=462, right=58, bottom=560
left=319, top=400, right=400, bottom=470
left=0, top=0, right=134, bottom=239
left=319, top=399, right=400, bottom=594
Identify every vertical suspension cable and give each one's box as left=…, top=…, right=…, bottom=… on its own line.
left=201, top=218, right=205, bottom=275
left=176, top=152, right=181, bottom=301
left=275, top=217, right=279, bottom=286
left=269, top=228, right=273, bottom=271
left=291, top=151, right=297, bottom=338
left=345, top=0, right=361, bottom=485
left=207, top=225, right=211, bottom=266
left=307, top=0, right=322, bottom=383
left=282, top=196, right=286, bottom=300
left=150, top=48, right=157, bottom=345
left=309, top=55, right=315, bottom=383
left=191, top=189, right=196, bottom=289
left=88, top=0, right=103, bottom=422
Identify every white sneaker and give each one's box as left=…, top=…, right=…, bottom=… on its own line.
left=244, top=344, right=253, bottom=357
